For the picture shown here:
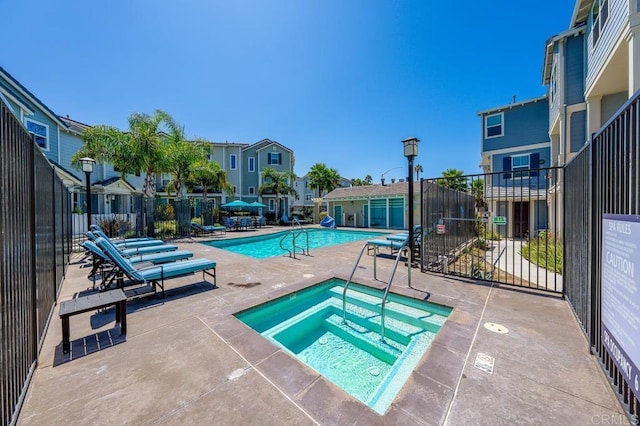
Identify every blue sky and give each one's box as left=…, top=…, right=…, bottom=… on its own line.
left=1, top=0, right=575, bottom=182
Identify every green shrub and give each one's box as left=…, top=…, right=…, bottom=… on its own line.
left=155, top=204, right=175, bottom=221
left=319, top=211, right=328, bottom=221
left=484, top=231, right=501, bottom=241
left=521, top=231, right=563, bottom=273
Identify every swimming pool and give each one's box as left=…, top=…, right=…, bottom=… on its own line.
left=236, top=278, right=451, bottom=414
left=203, top=228, right=387, bottom=259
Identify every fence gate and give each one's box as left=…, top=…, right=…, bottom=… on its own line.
left=420, top=168, right=563, bottom=293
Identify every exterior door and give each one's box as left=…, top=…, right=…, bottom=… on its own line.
left=363, top=204, right=368, bottom=227
left=513, top=201, right=529, bottom=238
left=334, top=205, right=342, bottom=226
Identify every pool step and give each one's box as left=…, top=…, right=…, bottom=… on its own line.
left=328, top=286, right=446, bottom=333
left=323, top=313, right=403, bottom=363
left=334, top=302, right=412, bottom=347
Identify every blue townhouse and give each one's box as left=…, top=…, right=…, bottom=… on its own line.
left=0, top=66, right=145, bottom=222
left=478, top=96, right=551, bottom=238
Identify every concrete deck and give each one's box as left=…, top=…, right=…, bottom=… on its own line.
left=19, top=226, right=623, bottom=425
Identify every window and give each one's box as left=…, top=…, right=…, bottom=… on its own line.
left=268, top=152, right=281, bottom=165
left=248, top=157, right=255, bottom=172
left=485, top=113, right=503, bottom=138
left=305, top=193, right=312, bottom=201
left=249, top=186, right=255, bottom=195
left=230, top=154, right=237, bottom=170
left=502, top=153, right=540, bottom=179
left=25, top=118, right=49, bottom=150
left=591, top=0, right=609, bottom=46
left=269, top=199, right=275, bottom=211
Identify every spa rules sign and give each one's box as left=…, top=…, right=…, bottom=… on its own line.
left=602, top=214, right=640, bottom=394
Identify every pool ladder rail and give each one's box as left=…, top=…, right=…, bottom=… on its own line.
left=279, top=220, right=310, bottom=259
left=342, top=241, right=411, bottom=341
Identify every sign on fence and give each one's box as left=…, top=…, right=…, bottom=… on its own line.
left=436, top=224, right=446, bottom=234
left=601, top=214, right=640, bottom=394
left=492, top=216, right=507, bottom=225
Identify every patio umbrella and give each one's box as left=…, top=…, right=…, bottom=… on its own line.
left=220, top=200, right=250, bottom=208
left=248, top=202, right=268, bottom=208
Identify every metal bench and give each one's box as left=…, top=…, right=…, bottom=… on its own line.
left=59, top=289, right=127, bottom=354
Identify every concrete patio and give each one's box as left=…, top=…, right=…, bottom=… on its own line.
left=19, top=226, right=624, bottom=425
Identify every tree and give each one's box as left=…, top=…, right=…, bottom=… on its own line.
left=440, top=168, right=468, bottom=191
left=471, top=178, right=486, bottom=211
left=363, top=174, right=373, bottom=185
left=352, top=174, right=373, bottom=186
left=72, top=109, right=177, bottom=236
left=258, top=166, right=297, bottom=221
left=188, top=158, right=233, bottom=201
left=415, top=164, right=423, bottom=181
left=164, top=132, right=209, bottom=200
left=307, top=163, right=341, bottom=196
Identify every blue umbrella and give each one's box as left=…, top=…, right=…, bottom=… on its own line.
left=221, top=200, right=250, bottom=208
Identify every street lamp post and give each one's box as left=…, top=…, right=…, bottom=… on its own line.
left=80, top=157, right=95, bottom=233
left=402, top=137, right=419, bottom=268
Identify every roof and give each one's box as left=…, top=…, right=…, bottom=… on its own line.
left=476, top=95, right=548, bottom=116
left=0, top=66, right=69, bottom=129
left=571, top=0, right=591, bottom=28
left=250, top=138, right=293, bottom=154
left=94, top=176, right=137, bottom=192
left=324, top=182, right=419, bottom=200
left=59, top=115, right=91, bottom=133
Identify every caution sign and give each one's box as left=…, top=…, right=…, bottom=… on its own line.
left=436, top=224, right=446, bottom=234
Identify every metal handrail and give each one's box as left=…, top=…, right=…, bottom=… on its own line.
left=279, top=231, right=293, bottom=257
left=342, top=241, right=410, bottom=342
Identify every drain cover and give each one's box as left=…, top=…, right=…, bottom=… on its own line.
left=474, top=353, right=495, bottom=374
left=368, top=367, right=381, bottom=376
left=484, top=322, right=509, bottom=334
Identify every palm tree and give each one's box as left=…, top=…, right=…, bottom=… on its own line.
left=258, top=166, right=297, bottom=221
left=440, top=168, right=468, bottom=191
left=471, top=178, right=486, bottom=211
left=307, top=163, right=341, bottom=196
left=415, top=164, right=424, bottom=181
left=188, top=159, right=233, bottom=202
left=164, top=134, right=209, bottom=200
left=72, top=109, right=176, bottom=236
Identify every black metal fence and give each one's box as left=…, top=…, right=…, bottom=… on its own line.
left=421, top=168, right=563, bottom=293
left=1, top=100, right=72, bottom=426
left=564, top=92, right=640, bottom=420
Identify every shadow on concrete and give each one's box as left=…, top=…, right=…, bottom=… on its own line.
left=53, top=328, right=126, bottom=367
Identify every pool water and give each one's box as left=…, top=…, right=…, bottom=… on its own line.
left=203, top=228, right=387, bottom=259
left=235, top=279, right=451, bottom=414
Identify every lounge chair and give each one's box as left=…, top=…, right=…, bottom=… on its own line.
left=82, top=241, right=194, bottom=289
left=86, top=231, right=179, bottom=256
left=281, top=215, right=293, bottom=225
left=90, top=224, right=154, bottom=243
left=367, top=225, right=422, bottom=256
left=191, top=222, right=226, bottom=236
left=95, top=237, right=217, bottom=299
left=90, top=229, right=165, bottom=249
left=257, top=216, right=266, bottom=227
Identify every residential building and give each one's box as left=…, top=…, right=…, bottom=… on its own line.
left=478, top=96, right=551, bottom=238
left=157, top=138, right=296, bottom=217
left=0, top=66, right=143, bottom=216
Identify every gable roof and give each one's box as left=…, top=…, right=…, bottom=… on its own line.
left=249, top=138, right=293, bottom=154
left=542, top=25, right=585, bottom=85
left=94, top=176, right=137, bottom=192
left=571, top=0, right=591, bottom=28
left=476, top=95, right=548, bottom=116
left=0, top=66, right=68, bottom=129
left=324, top=182, right=419, bottom=200
left=59, top=115, right=91, bottom=134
